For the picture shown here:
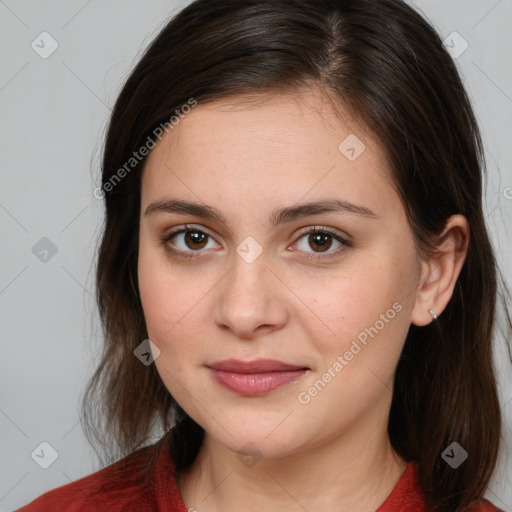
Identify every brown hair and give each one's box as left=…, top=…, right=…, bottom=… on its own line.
left=82, top=0, right=512, bottom=510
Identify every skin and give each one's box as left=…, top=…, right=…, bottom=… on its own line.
left=137, top=86, right=469, bottom=512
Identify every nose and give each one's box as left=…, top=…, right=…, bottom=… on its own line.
left=212, top=253, right=289, bottom=340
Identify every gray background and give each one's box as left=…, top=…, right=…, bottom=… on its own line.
left=0, top=1, right=511, bottom=510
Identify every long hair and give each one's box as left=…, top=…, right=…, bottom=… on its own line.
left=81, top=1, right=512, bottom=510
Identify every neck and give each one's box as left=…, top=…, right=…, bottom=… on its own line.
left=177, top=413, right=407, bottom=512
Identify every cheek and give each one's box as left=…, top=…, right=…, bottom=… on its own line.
left=138, top=263, right=205, bottom=405
left=137, top=242, right=219, bottom=375
left=289, top=244, right=416, bottom=370
left=138, top=243, right=186, bottom=348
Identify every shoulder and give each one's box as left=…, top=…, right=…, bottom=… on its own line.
left=377, top=462, right=505, bottom=512
left=14, top=433, right=181, bottom=512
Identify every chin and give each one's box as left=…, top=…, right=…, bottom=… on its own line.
left=202, top=418, right=308, bottom=460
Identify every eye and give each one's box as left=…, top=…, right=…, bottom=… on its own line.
left=160, top=225, right=352, bottom=261
left=293, top=227, right=351, bottom=259
left=160, top=225, right=219, bottom=259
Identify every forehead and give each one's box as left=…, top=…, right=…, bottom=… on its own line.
left=141, top=88, right=396, bottom=217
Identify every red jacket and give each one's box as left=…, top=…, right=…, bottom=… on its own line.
left=15, top=435, right=503, bottom=512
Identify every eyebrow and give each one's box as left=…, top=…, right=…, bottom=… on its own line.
left=144, top=198, right=377, bottom=225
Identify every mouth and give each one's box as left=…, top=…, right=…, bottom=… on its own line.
left=206, top=359, right=309, bottom=396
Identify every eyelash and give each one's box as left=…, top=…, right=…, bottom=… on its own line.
left=159, top=224, right=352, bottom=261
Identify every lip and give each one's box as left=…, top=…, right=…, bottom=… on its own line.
left=207, top=359, right=309, bottom=396
left=208, top=358, right=307, bottom=373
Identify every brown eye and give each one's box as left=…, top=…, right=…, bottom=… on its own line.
left=307, top=232, right=333, bottom=253
left=161, top=226, right=219, bottom=259
left=294, top=227, right=351, bottom=260
left=183, top=230, right=208, bottom=250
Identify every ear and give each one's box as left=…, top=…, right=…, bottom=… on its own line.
left=411, top=214, right=470, bottom=327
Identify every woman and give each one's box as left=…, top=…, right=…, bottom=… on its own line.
left=16, top=0, right=511, bottom=510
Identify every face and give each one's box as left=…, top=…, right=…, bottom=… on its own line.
left=138, top=87, right=422, bottom=459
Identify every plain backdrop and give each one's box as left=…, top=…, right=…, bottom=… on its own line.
left=1, top=1, right=511, bottom=510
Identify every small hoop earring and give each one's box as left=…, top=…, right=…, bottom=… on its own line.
left=429, top=309, right=438, bottom=320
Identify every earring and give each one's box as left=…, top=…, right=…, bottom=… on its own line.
left=429, top=309, right=438, bottom=320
